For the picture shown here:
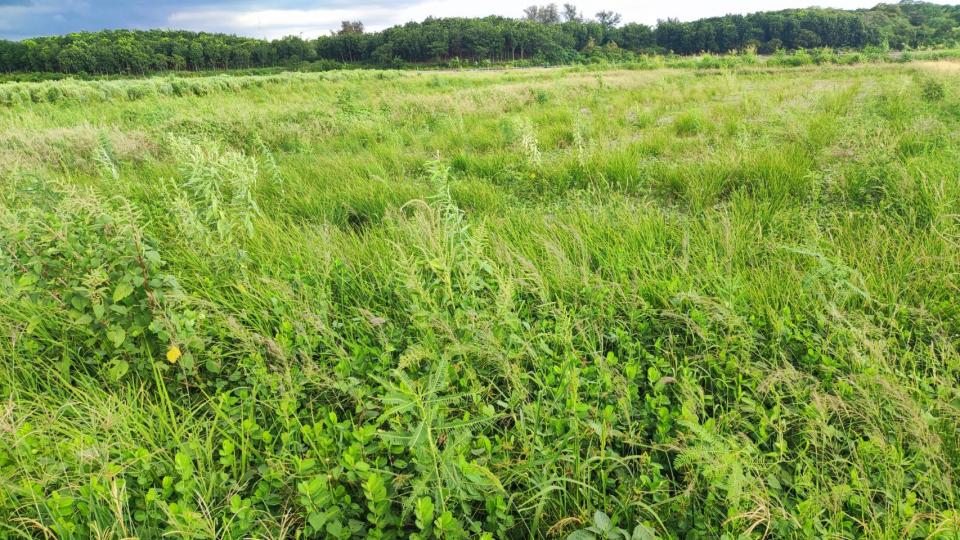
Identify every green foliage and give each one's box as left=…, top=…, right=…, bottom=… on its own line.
left=567, top=511, right=659, bottom=540
left=768, top=48, right=815, bottom=67
left=166, top=136, right=262, bottom=240
left=0, top=179, right=198, bottom=380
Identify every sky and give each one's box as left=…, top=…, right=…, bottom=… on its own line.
left=0, top=0, right=950, bottom=40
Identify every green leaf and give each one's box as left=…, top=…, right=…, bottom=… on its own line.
left=434, top=510, right=461, bottom=536
left=70, top=295, right=89, bottom=310
left=632, top=524, right=658, bottom=540
left=174, top=452, right=193, bottom=478
left=325, top=519, right=348, bottom=539
left=106, top=326, right=126, bottom=348
left=113, top=282, right=134, bottom=303
left=308, top=512, right=326, bottom=531
left=364, top=473, right=387, bottom=503
left=415, top=497, right=434, bottom=531
left=17, top=273, right=38, bottom=287
left=144, top=249, right=163, bottom=265
left=593, top=511, right=612, bottom=532
left=108, top=360, right=129, bottom=381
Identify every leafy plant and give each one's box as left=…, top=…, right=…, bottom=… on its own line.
left=567, top=512, right=660, bottom=540
left=920, top=78, right=945, bottom=102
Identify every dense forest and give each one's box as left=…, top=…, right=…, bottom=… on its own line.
left=1, top=1, right=958, bottom=74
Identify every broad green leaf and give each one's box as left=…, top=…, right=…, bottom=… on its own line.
left=593, top=511, right=612, bottom=531
left=113, top=282, right=134, bottom=303
left=632, top=524, right=658, bottom=540
left=106, top=326, right=126, bottom=347
left=108, top=360, right=129, bottom=381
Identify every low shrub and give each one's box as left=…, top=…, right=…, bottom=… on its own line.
left=1, top=179, right=202, bottom=381
left=920, top=78, right=946, bottom=102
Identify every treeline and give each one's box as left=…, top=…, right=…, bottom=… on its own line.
left=1, top=1, right=959, bottom=75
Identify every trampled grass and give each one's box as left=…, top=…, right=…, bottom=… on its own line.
left=0, top=62, right=959, bottom=539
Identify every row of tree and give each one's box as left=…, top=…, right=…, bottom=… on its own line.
left=1, top=1, right=958, bottom=74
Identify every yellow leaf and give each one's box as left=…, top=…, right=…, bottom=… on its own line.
left=166, top=346, right=182, bottom=364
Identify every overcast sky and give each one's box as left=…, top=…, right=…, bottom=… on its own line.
left=0, top=0, right=950, bottom=40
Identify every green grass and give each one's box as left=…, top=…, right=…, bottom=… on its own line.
left=1, top=61, right=959, bottom=539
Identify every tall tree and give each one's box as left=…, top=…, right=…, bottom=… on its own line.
left=338, top=21, right=365, bottom=35
left=563, top=4, right=583, bottom=23
left=524, top=4, right=561, bottom=24
left=596, top=11, right=623, bottom=29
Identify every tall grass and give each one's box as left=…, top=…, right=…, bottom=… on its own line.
left=1, top=62, right=959, bottom=539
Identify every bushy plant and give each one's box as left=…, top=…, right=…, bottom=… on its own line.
left=165, top=136, right=261, bottom=240
left=126, top=83, right=156, bottom=100
left=920, top=78, right=946, bottom=102
left=0, top=179, right=200, bottom=381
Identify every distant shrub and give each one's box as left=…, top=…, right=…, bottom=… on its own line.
left=638, top=55, right=667, bottom=70
left=810, top=48, right=837, bottom=65
left=305, top=59, right=344, bottom=72
left=836, top=52, right=863, bottom=65
left=55, top=82, right=97, bottom=103
left=769, top=49, right=814, bottom=67
left=190, top=81, right=210, bottom=96
left=758, top=38, right=784, bottom=55
left=863, top=42, right=891, bottom=62
left=920, top=78, right=945, bottom=102
left=169, top=79, right=191, bottom=96
left=42, top=85, right=63, bottom=103
left=0, top=86, right=28, bottom=106
left=693, top=53, right=758, bottom=70
left=738, top=51, right=759, bottom=66
left=664, top=56, right=698, bottom=69
left=126, top=84, right=155, bottom=101
left=29, top=86, right=45, bottom=103
left=696, top=54, right=723, bottom=70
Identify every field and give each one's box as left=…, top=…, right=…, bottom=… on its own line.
left=1, top=62, right=959, bottom=539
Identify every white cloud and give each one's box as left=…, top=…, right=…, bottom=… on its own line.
left=168, top=7, right=387, bottom=38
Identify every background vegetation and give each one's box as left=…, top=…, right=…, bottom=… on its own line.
left=1, top=1, right=960, bottom=75
left=1, top=58, right=959, bottom=538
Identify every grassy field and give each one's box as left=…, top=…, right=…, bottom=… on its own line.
left=1, top=62, right=959, bottom=539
